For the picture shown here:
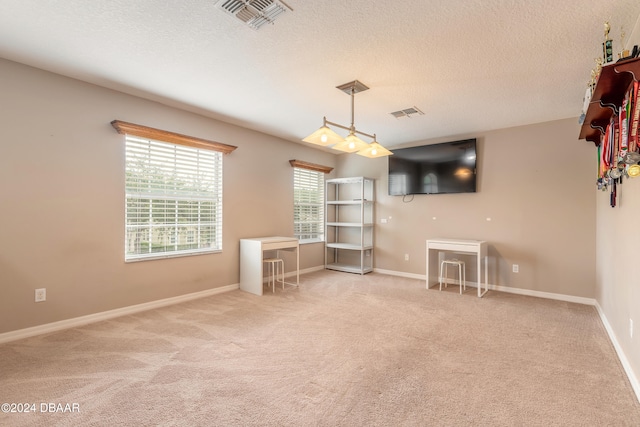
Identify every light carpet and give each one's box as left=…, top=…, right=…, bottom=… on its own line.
left=1, top=271, right=639, bottom=426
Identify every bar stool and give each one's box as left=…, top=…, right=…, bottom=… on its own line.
left=263, top=258, right=284, bottom=293
left=439, top=259, right=466, bottom=294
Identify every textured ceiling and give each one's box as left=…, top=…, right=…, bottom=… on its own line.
left=1, top=0, right=639, bottom=149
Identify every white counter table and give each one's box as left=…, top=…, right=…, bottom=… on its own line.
left=240, top=237, right=299, bottom=296
left=426, top=238, right=488, bottom=297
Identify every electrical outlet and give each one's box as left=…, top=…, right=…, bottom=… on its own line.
left=35, top=288, right=46, bottom=302
left=404, top=254, right=409, bottom=261
left=512, top=264, right=519, bottom=273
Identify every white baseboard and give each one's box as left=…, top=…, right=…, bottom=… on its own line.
left=489, top=284, right=596, bottom=306
left=2, top=264, right=327, bottom=344
left=375, top=268, right=596, bottom=305
left=376, top=267, right=639, bottom=402
left=1, top=266, right=325, bottom=344
left=0, top=283, right=239, bottom=345
left=287, top=265, right=325, bottom=277
left=594, top=302, right=640, bottom=403
left=373, top=268, right=425, bottom=280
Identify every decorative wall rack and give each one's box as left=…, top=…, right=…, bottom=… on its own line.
left=579, top=57, right=640, bottom=145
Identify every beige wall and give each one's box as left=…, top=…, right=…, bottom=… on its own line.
left=337, top=119, right=596, bottom=298
left=594, top=15, right=640, bottom=394
left=0, top=58, right=336, bottom=333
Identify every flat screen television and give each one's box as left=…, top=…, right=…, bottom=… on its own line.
left=388, top=138, right=477, bottom=195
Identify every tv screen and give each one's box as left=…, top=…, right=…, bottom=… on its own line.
left=388, top=138, right=477, bottom=195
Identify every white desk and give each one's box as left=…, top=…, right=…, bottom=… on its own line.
left=240, top=237, right=300, bottom=296
left=426, top=238, right=488, bottom=297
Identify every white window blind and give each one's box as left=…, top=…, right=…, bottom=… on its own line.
left=293, top=167, right=324, bottom=243
left=125, top=135, right=223, bottom=260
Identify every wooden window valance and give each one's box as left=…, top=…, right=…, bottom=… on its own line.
left=111, top=120, right=237, bottom=154
left=289, top=159, right=333, bottom=174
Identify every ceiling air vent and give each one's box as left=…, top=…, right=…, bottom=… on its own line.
left=216, top=0, right=293, bottom=30
left=390, top=107, right=424, bottom=119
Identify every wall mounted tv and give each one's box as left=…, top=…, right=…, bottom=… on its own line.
left=388, top=138, right=477, bottom=195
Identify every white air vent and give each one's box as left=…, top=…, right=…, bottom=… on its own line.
left=390, top=107, right=424, bottom=119
left=216, top=0, right=292, bottom=30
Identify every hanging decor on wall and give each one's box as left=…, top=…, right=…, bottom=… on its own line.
left=594, top=72, right=640, bottom=207
left=303, top=80, right=393, bottom=158
left=579, top=19, right=640, bottom=208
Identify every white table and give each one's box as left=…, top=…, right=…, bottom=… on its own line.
left=240, top=237, right=300, bottom=296
left=426, top=238, right=488, bottom=297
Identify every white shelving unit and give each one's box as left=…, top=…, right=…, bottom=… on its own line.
left=325, top=177, right=374, bottom=274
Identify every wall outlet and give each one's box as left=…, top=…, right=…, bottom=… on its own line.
left=512, top=264, right=519, bottom=273
left=35, top=288, right=46, bottom=302
left=631, top=319, right=634, bottom=339
left=404, top=254, right=409, bottom=261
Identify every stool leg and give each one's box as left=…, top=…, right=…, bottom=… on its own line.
left=439, top=261, right=444, bottom=291
left=269, top=262, right=276, bottom=292
left=458, top=263, right=462, bottom=295
left=462, top=263, right=466, bottom=292
left=279, top=260, right=284, bottom=290
left=444, top=263, right=448, bottom=288
left=276, top=251, right=282, bottom=290
left=264, top=262, right=269, bottom=291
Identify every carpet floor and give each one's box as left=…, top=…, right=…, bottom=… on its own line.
left=1, top=270, right=639, bottom=426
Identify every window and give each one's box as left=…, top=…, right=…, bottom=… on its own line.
left=290, top=160, right=333, bottom=244
left=293, top=167, right=324, bottom=243
left=112, top=120, right=237, bottom=261
left=124, top=136, right=222, bottom=260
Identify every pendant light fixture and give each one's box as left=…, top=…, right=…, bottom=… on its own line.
left=302, top=80, right=393, bottom=158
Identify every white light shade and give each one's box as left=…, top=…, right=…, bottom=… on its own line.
left=331, top=133, right=369, bottom=153
left=357, top=142, right=393, bottom=158
left=302, top=126, right=345, bottom=146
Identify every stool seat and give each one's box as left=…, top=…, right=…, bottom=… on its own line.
left=439, top=259, right=466, bottom=294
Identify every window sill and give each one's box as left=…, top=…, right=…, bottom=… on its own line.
left=125, top=249, right=221, bottom=263
left=299, top=239, right=325, bottom=245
